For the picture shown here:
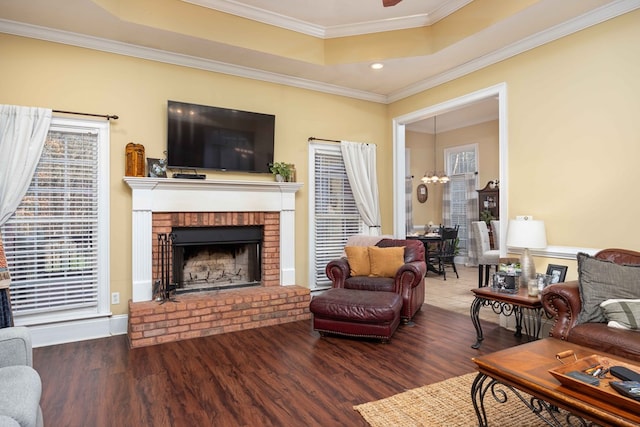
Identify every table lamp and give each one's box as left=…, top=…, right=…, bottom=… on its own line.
left=506, top=217, right=547, bottom=284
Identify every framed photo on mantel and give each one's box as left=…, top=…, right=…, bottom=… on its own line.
left=147, top=157, right=167, bottom=178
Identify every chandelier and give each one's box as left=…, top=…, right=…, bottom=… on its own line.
left=421, top=116, right=450, bottom=184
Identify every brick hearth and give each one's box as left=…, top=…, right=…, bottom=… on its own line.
left=128, top=285, right=310, bottom=348
left=127, top=209, right=310, bottom=348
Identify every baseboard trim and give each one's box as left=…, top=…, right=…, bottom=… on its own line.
left=28, top=314, right=129, bottom=348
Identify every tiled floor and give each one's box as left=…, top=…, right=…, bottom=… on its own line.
left=427, top=264, right=556, bottom=337
left=424, top=264, right=500, bottom=324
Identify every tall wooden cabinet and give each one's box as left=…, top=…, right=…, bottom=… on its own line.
left=477, top=181, right=499, bottom=221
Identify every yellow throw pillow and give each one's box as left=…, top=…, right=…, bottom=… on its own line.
left=345, top=246, right=371, bottom=276
left=369, top=246, right=405, bottom=278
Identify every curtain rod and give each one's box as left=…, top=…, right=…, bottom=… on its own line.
left=308, top=137, right=340, bottom=143
left=308, top=136, right=373, bottom=146
left=53, top=109, right=119, bottom=120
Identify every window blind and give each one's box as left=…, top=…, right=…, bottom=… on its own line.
left=449, top=176, right=468, bottom=254
left=312, top=148, right=362, bottom=287
left=446, top=145, right=478, bottom=257
left=2, top=128, right=100, bottom=316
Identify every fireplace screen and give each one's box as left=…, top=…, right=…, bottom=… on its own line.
left=170, top=226, right=262, bottom=293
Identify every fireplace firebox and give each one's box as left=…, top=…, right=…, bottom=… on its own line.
left=170, top=226, right=263, bottom=293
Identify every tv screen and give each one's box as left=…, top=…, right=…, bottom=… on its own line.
left=167, top=100, right=275, bottom=173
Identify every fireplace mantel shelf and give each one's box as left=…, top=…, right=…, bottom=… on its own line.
left=124, top=176, right=303, bottom=192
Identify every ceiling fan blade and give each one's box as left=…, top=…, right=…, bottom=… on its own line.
left=383, top=0, right=402, bottom=6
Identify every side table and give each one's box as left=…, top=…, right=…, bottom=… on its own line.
left=470, top=286, right=544, bottom=349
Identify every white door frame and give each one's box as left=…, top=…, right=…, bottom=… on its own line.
left=392, top=83, right=508, bottom=256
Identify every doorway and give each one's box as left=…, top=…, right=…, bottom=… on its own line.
left=393, top=83, right=508, bottom=256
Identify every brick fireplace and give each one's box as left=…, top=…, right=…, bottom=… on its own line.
left=153, top=212, right=279, bottom=291
left=124, top=178, right=309, bottom=347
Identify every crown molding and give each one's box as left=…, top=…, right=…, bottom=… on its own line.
left=0, top=18, right=387, bottom=104
left=1, top=0, right=638, bottom=105
left=387, top=0, right=640, bottom=103
left=183, top=0, right=325, bottom=37
left=183, top=0, right=472, bottom=38
left=324, top=14, right=430, bottom=39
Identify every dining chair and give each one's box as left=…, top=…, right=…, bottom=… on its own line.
left=472, top=221, right=500, bottom=287
left=434, top=225, right=459, bottom=280
left=490, top=220, right=500, bottom=250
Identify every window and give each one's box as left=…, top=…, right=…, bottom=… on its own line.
left=445, top=144, right=478, bottom=257
left=1, top=117, right=110, bottom=324
left=308, top=144, right=363, bottom=290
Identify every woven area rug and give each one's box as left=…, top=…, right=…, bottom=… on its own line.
left=354, top=372, right=556, bottom=427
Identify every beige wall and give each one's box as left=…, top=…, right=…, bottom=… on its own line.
left=2, top=8, right=639, bottom=314
left=406, top=130, right=435, bottom=228
left=390, top=9, right=640, bottom=279
left=407, top=120, right=498, bottom=229
left=0, top=33, right=388, bottom=315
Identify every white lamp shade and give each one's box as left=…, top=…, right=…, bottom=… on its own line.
left=506, top=219, right=547, bottom=249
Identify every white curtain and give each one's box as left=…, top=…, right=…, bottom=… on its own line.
left=0, top=105, right=52, bottom=226
left=442, top=182, right=451, bottom=227
left=405, top=176, right=413, bottom=235
left=340, top=141, right=382, bottom=236
left=465, top=173, right=480, bottom=266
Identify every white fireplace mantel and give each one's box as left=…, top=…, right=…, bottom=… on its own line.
left=124, top=177, right=303, bottom=302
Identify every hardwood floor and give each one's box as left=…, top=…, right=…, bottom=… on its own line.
left=33, top=304, right=525, bottom=427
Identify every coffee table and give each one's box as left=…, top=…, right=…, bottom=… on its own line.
left=471, top=338, right=640, bottom=427
left=470, top=286, right=544, bottom=349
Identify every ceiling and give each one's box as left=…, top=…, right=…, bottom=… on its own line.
left=0, top=1, right=637, bottom=135
left=183, top=0, right=468, bottom=34
left=1, top=0, right=636, bottom=105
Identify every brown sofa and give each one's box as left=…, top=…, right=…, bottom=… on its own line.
left=325, top=238, right=426, bottom=323
left=541, top=248, right=640, bottom=362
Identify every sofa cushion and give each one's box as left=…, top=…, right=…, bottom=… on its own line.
left=345, top=246, right=406, bottom=279
left=345, top=246, right=371, bottom=277
left=369, top=246, right=405, bottom=278
left=344, top=276, right=395, bottom=293
left=0, top=365, right=41, bottom=427
left=600, top=299, right=640, bottom=330
left=577, top=252, right=640, bottom=324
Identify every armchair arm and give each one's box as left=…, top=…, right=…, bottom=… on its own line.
left=325, top=258, right=350, bottom=288
left=540, top=280, right=581, bottom=341
left=0, top=326, right=33, bottom=368
left=394, top=260, right=427, bottom=294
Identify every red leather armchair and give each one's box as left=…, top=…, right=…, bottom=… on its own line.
left=541, top=248, right=640, bottom=362
left=325, top=238, right=427, bottom=323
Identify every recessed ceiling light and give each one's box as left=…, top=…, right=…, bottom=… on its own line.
left=370, top=63, right=384, bottom=70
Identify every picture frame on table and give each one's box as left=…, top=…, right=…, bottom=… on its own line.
left=546, top=264, right=568, bottom=284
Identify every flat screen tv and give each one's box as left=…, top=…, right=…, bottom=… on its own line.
left=167, top=100, right=275, bottom=173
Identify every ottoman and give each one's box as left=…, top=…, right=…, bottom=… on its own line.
left=309, top=288, right=402, bottom=342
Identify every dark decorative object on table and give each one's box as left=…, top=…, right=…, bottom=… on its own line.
left=493, top=271, right=518, bottom=293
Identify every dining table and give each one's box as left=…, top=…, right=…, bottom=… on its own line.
left=406, top=233, right=442, bottom=275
